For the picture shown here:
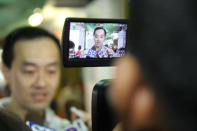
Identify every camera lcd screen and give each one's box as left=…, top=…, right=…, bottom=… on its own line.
left=62, top=18, right=128, bottom=67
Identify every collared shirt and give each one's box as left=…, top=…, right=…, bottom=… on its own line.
left=0, top=97, right=88, bottom=131
left=86, top=46, right=108, bottom=58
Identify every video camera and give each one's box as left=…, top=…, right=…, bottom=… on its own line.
left=61, top=18, right=128, bottom=130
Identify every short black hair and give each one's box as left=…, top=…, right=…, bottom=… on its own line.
left=93, top=27, right=106, bottom=36
left=2, top=26, right=60, bottom=68
left=128, top=0, right=197, bottom=130
left=78, top=45, right=81, bottom=50
left=0, top=110, right=31, bottom=131
left=69, top=40, right=75, bottom=49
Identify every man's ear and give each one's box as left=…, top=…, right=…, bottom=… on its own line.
left=111, top=55, right=142, bottom=114
left=112, top=55, right=158, bottom=129
left=130, top=86, right=156, bottom=127
left=1, top=64, right=11, bottom=85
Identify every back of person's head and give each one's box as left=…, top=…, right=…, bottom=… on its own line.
left=69, top=40, right=75, bottom=49
left=127, top=0, right=197, bottom=130
left=0, top=110, right=32, bottom=131
left=78, top=45, right=82, bottom=50
left=2, top=26, right=60, bottom=69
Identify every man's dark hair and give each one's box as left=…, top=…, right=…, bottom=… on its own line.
left=2, top=26, right=60, bottom=68
left=69, top=40, right=75, bottom=49
left=93, top=27, right=106, bottom=36
left=128, top=0, right=197, bottom=130
left=0, top=110, right=32, bottom=131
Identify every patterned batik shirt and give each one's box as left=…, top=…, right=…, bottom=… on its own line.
left=86, top=46, right=108, bottom=58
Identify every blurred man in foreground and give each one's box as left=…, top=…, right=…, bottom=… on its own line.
left=0, top=27, right=88, bottom=131
left=111, top=0, right=197, bottom=130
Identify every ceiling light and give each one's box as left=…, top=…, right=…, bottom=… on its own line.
left=28, top=13, right=43, bottom=27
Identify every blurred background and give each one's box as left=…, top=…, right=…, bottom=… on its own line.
left=0, top=0, right=128, bottom=120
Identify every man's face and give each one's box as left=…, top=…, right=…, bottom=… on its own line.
left=8, top=37, right=61, bottom=112
left=94, top=29, right=105, bottom=48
